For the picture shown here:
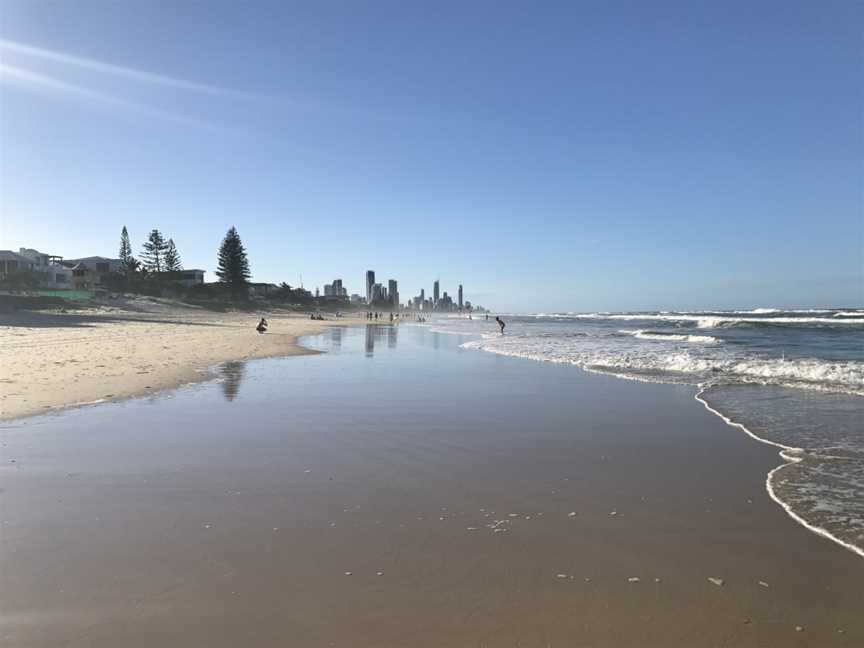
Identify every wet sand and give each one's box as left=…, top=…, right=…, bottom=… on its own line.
left=1, top=326, right=861, bottom=647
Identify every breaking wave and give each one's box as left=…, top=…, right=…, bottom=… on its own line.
left=620, top=329, right=720, bottom=344
left=462, top=335, right=864, bottom=396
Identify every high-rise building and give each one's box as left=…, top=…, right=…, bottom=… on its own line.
left=433, top=279, right=440, bottom=307
left=458, top=284, right=463, bottom=310
left=366, top=270, right=375, bottom=304
left=371, top=283, right=385, bottom=304
left=323, top=279, right=347, bottom=299
left=388, top=279, right=398, bottom=307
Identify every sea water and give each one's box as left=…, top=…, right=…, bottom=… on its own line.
left=426, top=309, right=864, bottom=556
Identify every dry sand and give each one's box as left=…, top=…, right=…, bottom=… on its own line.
left=0, top=298, right=352, bottom=420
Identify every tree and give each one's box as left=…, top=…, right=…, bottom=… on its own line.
left=216, top=226, right=251, bottom=289
left=119, top=226, right=139, bottom=275
left=141, top=229, right=167, bottom=273
left=164, top=238, right=182, bottom=272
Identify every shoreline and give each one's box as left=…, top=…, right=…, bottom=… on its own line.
left=694, top=387, right=864, bottom=560
left=0, top=304, right=364, bottom=421
left=457, top=332, right=864, bottom=562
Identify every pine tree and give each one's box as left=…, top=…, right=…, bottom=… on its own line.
left=164, top=238, right=182, bottom=272
left=141, top=229, right=167, bottom=273
left=119, top=226, right=132, bottom=264
left=216, top=226, right=251, bottom=289
left=119, top=226, right=138, bottom=275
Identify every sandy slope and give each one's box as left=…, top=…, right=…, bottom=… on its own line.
left=0, top=299, right=349, bottom=420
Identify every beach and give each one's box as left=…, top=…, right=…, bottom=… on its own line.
left=0, top=300, right=350, bottom=420
left=1, top=324, right=861, bottom=647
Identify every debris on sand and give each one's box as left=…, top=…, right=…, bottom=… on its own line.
left=708, top=577, right=724, bottom=587
left=758, top=581, right=769, bottom=588
left=628, top=577, right=640, bottom=583
left=567, top=511, right=577, bottom=517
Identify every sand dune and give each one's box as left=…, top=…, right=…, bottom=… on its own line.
left=0, top=300, right=350, bottom=420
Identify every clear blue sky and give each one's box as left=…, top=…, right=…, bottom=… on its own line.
left=1, top=0, right=861, bottom=312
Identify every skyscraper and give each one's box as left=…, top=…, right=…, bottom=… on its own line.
left=388, top=279, right=398, bottom=307
left=366, top=270, right=375, bottom=304
left=433, top=279, right=440, bottom=307
left=458, top=284, right=463, bottom=310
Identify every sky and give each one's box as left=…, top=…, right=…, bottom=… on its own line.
left=0, top=0, right=861, bottom=312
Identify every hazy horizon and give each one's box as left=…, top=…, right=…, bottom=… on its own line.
left=1, top=1, right=861, bottom=312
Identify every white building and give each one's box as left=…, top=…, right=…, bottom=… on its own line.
left=14, top=248, right=73, bottom=287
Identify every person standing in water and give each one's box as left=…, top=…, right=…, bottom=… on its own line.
left=495, top=316, right=505, bottom=334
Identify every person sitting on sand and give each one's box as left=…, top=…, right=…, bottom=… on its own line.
left=256, top=317, right=268, bottom=334
left=495, top=316, right=505, bottom=334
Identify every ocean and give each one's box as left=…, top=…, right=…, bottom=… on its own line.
left=425, top=309, right=864, bottom=557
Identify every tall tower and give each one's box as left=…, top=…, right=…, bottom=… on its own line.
left=388, top=279, right=398, bottom=307
left=433, top=279, right=440, bottom=307
left=366, top=270, right=375, bottom=304
left=458, top=284, right=463, bottom=310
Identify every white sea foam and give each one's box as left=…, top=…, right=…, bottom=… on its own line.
left=461, top=335, right=864, bottom=395
left=576, top=313, right=864, bottom=328
left=695, top=388, right=864, bottom=559
left=619, top=329, right=720, bottom=344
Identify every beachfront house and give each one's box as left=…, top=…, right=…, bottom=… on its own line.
left=248, top=282, right=279, bottom=298
left=17, top=248, right=73, bottom=287
left=171, top=269, right=206, bottom=288
left=62, top=256, right=122, bottom=290
left=0, top=250, right=35, bottom=279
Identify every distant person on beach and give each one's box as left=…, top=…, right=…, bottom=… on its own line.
left=495, top=316, right=505, bottom=334
left=256, top=318, right=268, bottom=334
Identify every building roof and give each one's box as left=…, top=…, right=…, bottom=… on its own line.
left=0, top=250, right=34, bottom=263
left=63, top=256, right=121, bottom=265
